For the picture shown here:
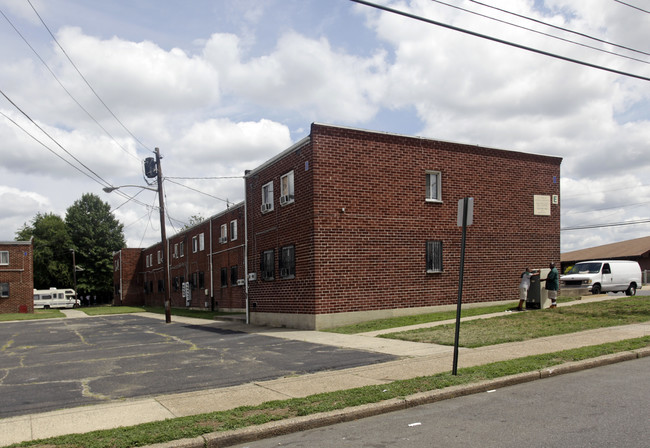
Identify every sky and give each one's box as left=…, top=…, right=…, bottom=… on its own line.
left=1, top=0, right=649, bottom=253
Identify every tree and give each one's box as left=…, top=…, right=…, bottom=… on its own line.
left=181, top=214, right=205, bottom=231
left=16, top=213, right=73, bottom=290
left=65, top=193, right=126, bottom=300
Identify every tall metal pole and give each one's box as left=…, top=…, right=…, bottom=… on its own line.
left=452, top=197, right=469, bottom=375
left=155, top=148, right=172, bottom=323
left=71, top=249, right=77, bottom=306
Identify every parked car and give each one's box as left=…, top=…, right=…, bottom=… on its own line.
left=560, top=260, right=642, bottom=296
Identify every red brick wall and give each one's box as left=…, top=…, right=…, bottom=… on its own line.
left=247, top=123, right=561, bottom=316
left=117, top=206, right=246, bottom=311
left=246, top=139, right=317, bottom=315
left=0, top=242, right=34, bottom=314
left=112, top=248, right=143, bottom=306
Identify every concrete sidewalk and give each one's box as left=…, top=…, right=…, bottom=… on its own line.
left=1, top=297, right=649, bottom=447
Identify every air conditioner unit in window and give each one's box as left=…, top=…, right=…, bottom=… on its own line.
left=280, top=268, right=289, bottom=277
left=248, top=272, right=257, bottom=281
left=236, top=279, right=245, bottom=286
left=280, top=195, right=290, bottom=205
left=261, top=203, right=272, bottom=213
left=219, top=236, right=227, bottom=244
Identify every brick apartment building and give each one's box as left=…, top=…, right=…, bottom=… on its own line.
left=113, top=123, right=562, bottom=329
left=0, top=240, right=34, bottom=314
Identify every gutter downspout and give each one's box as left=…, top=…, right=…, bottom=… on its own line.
left=244, top=176, right=250, bottom=324
left=209, top=216, right=214, bottom=310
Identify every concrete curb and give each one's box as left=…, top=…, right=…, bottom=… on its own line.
left=143, top=349, right=647, bottom=448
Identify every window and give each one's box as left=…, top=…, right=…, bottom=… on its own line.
left=157, top=250, right=162, bottom=264
left=158, top=279, right=164, bottom=292
left=426, top=171, right=442, bottom=202
left=0, top=283, right=8, bottom=298
left=220, top=224, right=228, bottom=243
left=230, top=220, right=238, bottom=241
left=0, top=251, right=8, bottom=265
left=191, top=272, right=198, bottom=289
left=179, top=241, right=185, bottom=257
left=173, top=243, right=178, bottom=259
left=199, top=271, right=205, bottom=289
left=221, top=267, right=228, bottom=288
left=173, top=276, right=179, bottom=292
left=230, top=265, right=238, bottom=286
left=199, top=233, right=205, bottom=251
left=261, top=249, right=275, bottom=280
left=279, top=245, right=295, bottom=278
left=192, top=236, right=198, bottom=253
left=280, top=171, right=294, bottom=205
left=146, top=254, right=153, bottom=268
left=114, top=259, right=120, bottom=272
left=426, top=240, right=444, bottom=273
left=261, top=181, right=274, bottom=213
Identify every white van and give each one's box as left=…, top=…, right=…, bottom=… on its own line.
left=33, top=288, right=79, bottom=309
left=560, top=260, right=642, bottom=296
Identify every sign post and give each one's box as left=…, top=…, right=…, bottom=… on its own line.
left=453, top=197, right=473, bottom=375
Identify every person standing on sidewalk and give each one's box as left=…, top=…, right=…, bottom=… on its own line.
left=545, top=262, right=560, bottom=308
left=517, top=267, right=538, bottom=311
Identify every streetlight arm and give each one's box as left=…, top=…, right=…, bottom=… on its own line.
left=103, top=184, right=157, bottom=193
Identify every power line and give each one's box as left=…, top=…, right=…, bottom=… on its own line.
left=350, top=0, right=650, bottom=82
left=469, top=0, right=650, bottom=58
left=26, top=0, right=151, bottom=153
left=613, top=0, right=650, bottom=14
left=431, top=0, right=650, bottom=65
left=165, top=178, right=233, bottom=204
left=0, top=7, right=141, bottom=162
left=561, top=218, right=650, bottom=231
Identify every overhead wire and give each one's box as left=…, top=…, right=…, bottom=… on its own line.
left=349, top=0, right=650, bottom=82
left=613, top=0, right=650, bottom=15
left=0, top=7, right=141, bottom=162
left=469, top=0, right=650, bottom=58
left=26, top=0, right=151, bottom=153
left=431, top=0, right=650, bottom=65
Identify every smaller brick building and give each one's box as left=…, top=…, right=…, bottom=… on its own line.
left=0, top=240, right=34, bottom=314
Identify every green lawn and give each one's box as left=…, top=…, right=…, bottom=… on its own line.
left=381, top=296, right=650, bottom=347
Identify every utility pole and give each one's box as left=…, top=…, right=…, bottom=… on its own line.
left=155, top=148, right=172, bottom=323
left=70, top=249, right=77, bottom=305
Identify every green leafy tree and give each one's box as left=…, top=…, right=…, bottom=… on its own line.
left=65, top=193, right=126, bottom=299
left=16, top=212, right=73, bottom=290
left=181, top=214, right=205, bottom=231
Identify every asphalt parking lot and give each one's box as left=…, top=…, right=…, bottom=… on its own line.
left=0, top=314, right=396, bottom=419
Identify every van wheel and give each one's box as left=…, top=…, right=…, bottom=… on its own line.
left=626, top=285, right=637, bottom=296
left=591, top=284, right=601, bottom=295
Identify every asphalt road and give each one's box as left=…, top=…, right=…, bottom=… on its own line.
left=233, top=356, right=650, bottom=447
left=0, top=314, right=396, bottom=419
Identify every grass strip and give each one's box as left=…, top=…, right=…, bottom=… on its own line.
left=9, top=336, right=650, bottom=448
left=324, top=297, right=578, bottom=334
left=381, top=296, right=650, bottom=347
left=0, top=309, right=64, bottom=322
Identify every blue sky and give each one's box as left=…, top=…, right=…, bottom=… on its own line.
left=1, top=0, right=649, bottom=252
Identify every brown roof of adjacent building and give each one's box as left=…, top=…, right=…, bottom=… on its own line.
left=561, top=235, right=650, bottom=262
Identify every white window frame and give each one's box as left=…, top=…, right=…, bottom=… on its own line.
left=230, top=219, right=238, bottom=241
left=199, top=233, right=205, bottom=251
left=0, top=251, right=8, bottom=265
left=173, top=243, right=178, bottom=259
left=192, top=235, right=198, bottom=253
left=157, top=250, right=162, bottom=264
left=280, top=171, right=295, bottom=206
left=180, top=241, right=185, bottom=257
left=261, top=181, right=274, bottom=213
left=0, top=282, right=8, bottom=298
left=426, top=171, right=442, bottom=202
left=220, top=224, right=228, bottom=244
